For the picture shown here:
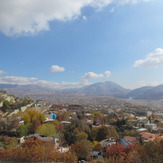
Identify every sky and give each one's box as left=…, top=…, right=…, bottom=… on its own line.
left=0, top=0, right=163, bottom=90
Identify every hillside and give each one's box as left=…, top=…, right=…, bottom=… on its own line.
left=127, top=85, right=163, bottom=100
left=80, top=81, right=129, bottom=96
left=0, top=84, right=56, bottom=97
left=126, top=86, right=153, bottom=99
left=0, top=84, right=18, bottom=90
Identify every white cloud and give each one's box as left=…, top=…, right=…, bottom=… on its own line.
left=82, top=71, right=111, bottom=80
left=0, top=0, right=151, bottom=36
left=134, top=48, right=163, bottom=68
left=0, top=72, right=111, bottom=89
left=49, top=65, right=65, bottom=72
left=0, top=75, right=87, bottom=89
left=37, top=80, right=88, bottom=89
left=0, top=76, right=37, bottom=85
left=82, top=16, right=87, bottom=20
left=0, top=70, right=6, bottom=74
left=104, top=71, right=111, bottom=77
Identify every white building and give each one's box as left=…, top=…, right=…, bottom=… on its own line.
left=145, top=123, right=157, bottom=130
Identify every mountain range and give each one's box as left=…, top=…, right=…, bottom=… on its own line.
left=127, top=85, right=163, bottom=100
left=79, top=81, right=129, bottom=96
left=0, top=81, right=163, bottom=100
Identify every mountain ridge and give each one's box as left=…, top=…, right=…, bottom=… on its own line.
left=0, top=82, right=163, bottom=100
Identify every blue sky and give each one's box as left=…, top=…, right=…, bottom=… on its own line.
left=0, top=0, right=163, bottom=89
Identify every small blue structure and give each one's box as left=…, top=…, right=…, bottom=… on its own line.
left=117, top=138, right=132, bottom=147
left=52, top=114, right=57, bottom=120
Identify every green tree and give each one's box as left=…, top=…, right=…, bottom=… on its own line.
left=18, top=124, right=28, bottom=137
left=64, top=125, right=77, bottom=145
left=96, top=126, right=108, bottom=141
left=77, top=132, right=88, bottom=141
left=21, top=95, right=33, bottom=106
left=3, top=100, right=10, bottom=110
left=91, top=127, right=99, bottom=141
left=36, top=123, right=58, bottom=137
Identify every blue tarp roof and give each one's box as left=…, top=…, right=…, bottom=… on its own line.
left=117, top=138, right=132, bottom=147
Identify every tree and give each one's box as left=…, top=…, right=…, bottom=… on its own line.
left=64, top=125, right=77, bottom=145
left=107, top=126, right=119, bottom=139
left=91, top=127, right=99, bottom=141
left=93, top=141, right=102, bottom=151
left=21, top=95, right=33, bottom=106
left=93, top=112, right=105, bottom=124
left=31, top=119, right=41, bottom=133
left=57, top=112, right=70, bottom=121
left=23, top=109, right=45, bottom=124
left=15, top=137, right=55, bottom=162
left=139, top=135, right=144, bottom=145
left=23, top=113, right=31, bottom=124
left=3, top=100, right=10, bottom=110
left=22, top=109, right=45, bottom=134
left=144, top=141, right=161, bottom=159
left=18, top=124, right=28, bottom=137
left=71, top=139, right=93, bottom=160
left=115, top=119, right=127, bottom=132
left=106, top=143, right=135, bottom=161
left=0, top=137, right=77, bottom=162
left=36, top=123, right=58, bottom=137
left=96, top=126, right=108, bottom=141
left=53, top=120, right=65, bottom=131
left=77, top=132, right=88, bottom=141
left=106, top=143, right=126, bottom=159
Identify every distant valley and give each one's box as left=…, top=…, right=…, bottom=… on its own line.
left=1, top=81, right=163, bottom=101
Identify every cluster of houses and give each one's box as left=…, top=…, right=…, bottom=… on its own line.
left=18, top=131, right=163, bottom=160
left=45, top=103, right=163, bottom=132
left=37, top=103, right=163, bottom=160
left=1, top=92, right=163, bottom=161
left=19, top=134, right=70, bottom=153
